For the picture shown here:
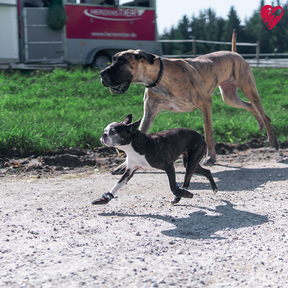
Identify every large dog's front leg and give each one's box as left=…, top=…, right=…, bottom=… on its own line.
left=91, top=168, right=137, bottom=205
left=165, top=164, right=193, bottom=205
left=112, top=91, right=161, bottom=175
left=200, top=102, right=216, bottom=164
left=139, top=90, right=162, bottom=133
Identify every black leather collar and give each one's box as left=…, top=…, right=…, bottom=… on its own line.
left=146, top=56, right=164, bottom=88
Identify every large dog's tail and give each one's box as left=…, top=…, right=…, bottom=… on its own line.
left=232, top=29, right=237, bottom=52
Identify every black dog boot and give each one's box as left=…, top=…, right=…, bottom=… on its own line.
left=91, top=192, right=114, bottom=205
left=181, top=189, right=193, bottom=199
left=171, top=196, right=182, bottom=205
left=171, top=187, right=193, bottom=205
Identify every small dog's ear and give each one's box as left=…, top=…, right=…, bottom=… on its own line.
left=122, top=114, right=132, bottom=124
left=127, top=118, right=141, bottom=134
left=134, top=50, right=155, bottom=65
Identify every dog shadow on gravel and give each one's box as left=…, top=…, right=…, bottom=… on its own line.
left=176, top=165, right=288, bottom=192
left=135, top=165, right=288, bottom=192
left=99, top=200, right=269, bottom=240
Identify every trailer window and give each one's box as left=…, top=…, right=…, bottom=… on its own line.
left=23, top=0, right=50, bottom=7
left=65, top=0, right=153, bottom=8
left=121, top=0, right=151, bottom=7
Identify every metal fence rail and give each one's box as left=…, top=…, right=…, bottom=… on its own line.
left=159, top=39, right=257, bottom=46
left=246, top=58, right=288, bottom=68
left=157, top=38, right=288, bottom=67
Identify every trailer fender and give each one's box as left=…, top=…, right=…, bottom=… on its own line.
left=86, top=48, right=112, bottom=69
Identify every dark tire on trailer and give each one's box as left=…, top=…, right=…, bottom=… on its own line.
left=93, top=53, right=111, bottom=70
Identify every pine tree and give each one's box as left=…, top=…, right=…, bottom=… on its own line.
left=178, top=15, right=192, bottom=54
left=160, top=0, right=288, bottom=55
left=221, top=6, right=242, bottom=51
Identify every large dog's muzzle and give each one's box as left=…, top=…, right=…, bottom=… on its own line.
left=100, top=68, right=131, bottom=94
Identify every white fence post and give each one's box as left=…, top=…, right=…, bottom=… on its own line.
left=256, top=40, right=260, bottom=67
left=193, top=37, right=196, bottom=57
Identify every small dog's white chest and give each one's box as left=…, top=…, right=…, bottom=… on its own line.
left=117, top=143, right=152, bottom=169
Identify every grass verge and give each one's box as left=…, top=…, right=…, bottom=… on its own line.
left=0, top=67, right=287, bottom=154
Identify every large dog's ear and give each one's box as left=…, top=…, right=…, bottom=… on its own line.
left=134, top=50, right=155, bottom=65
left=122, top=114, right=132, bottom=124
left=127, top=118, right=141, bottom=134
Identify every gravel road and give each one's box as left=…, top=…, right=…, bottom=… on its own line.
left=1, top=147, right=288, bottom=288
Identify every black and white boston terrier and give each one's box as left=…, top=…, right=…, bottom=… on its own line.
left=92, top=114, right=218, bottom=205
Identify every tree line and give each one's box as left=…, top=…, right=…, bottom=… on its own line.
left=160, top=0, right=288, bottom=56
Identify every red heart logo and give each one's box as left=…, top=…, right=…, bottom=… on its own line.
left=261, top=5, right=283, bottom=30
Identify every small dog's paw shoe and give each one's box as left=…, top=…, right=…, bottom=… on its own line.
left=91, top=197, right=109, bottom=205
left=171, top=196, right=181, bottom=205
left=91, top=192, right=114, bottom=205
left=182, top=190, right=193, bottom=199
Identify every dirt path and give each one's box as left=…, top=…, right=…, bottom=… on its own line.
left=1, top=146, right=288, bottom=287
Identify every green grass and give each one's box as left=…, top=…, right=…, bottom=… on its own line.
left=0, top=67, right=287, bottom=154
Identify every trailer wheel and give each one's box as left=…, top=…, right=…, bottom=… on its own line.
left=94, top=54, right=111, bottom=70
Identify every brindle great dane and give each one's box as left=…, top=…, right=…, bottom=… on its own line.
left=100, top=49, right=279, bottom=166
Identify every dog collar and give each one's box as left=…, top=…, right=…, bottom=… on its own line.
left=146, top=56, right=164, bottom=89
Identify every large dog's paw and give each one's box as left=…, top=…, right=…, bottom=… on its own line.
left=202, top=156, right=216, bottom=166
left=268, top=136, right=280, bottom=151
left=110, top=162, right=126, bottom=175
left=110, top=167, right=126, bottom=175
left=91, top=192, right=114, bottom=205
